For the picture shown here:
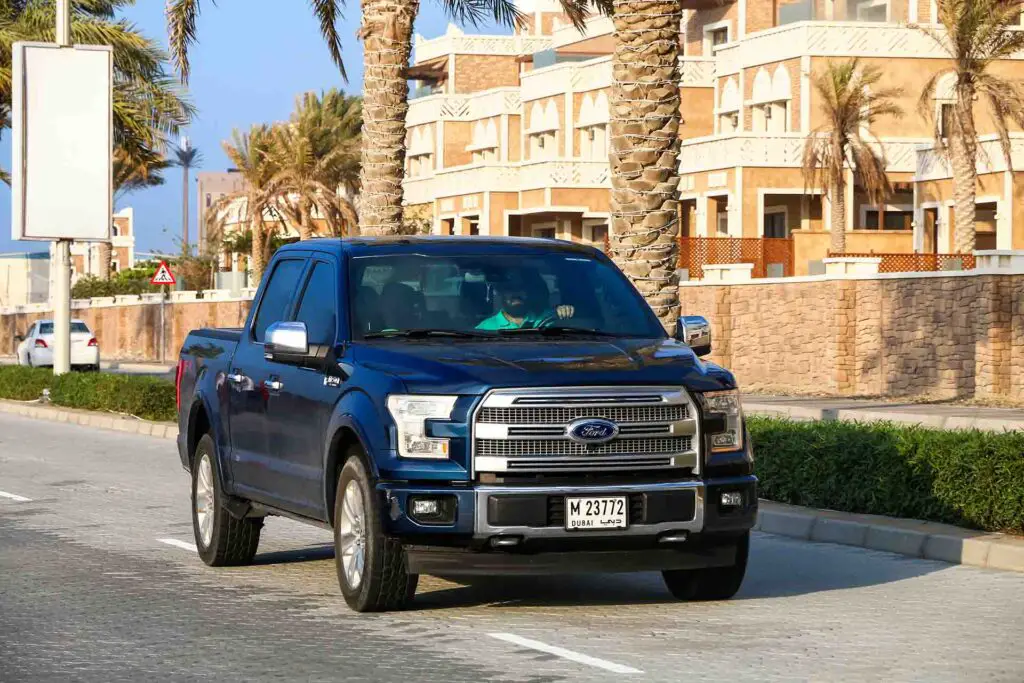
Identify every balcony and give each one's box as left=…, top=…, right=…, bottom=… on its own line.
left=916, top=134, right=1024, bottom=181
left=679, top=237, right=795, bottom=280
left=521, top=56, right=611, bottom=101
left=406, top=87, right=522, bottom=127
left=413, top=26, right=551, bottom=64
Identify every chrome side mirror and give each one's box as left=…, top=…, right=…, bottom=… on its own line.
left=265, top=321, right=309, bottom=363
left=675, top=315, right=711, bottom=357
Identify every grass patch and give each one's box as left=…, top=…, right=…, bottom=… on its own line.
left=0, top=366, right=175, bottom=422
left=749, top=416, right=1024, bottom=535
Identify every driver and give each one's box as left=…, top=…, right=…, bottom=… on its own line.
left=475, top=271, right=574, bottom=331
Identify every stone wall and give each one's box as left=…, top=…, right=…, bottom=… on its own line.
left=680, top=271, right=1024, bottom=403
left=1, top=297, right=252, bottom=363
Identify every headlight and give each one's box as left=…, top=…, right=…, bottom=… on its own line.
left=702, top=389, right=744, bottom=453
left=387, top=395, right=458, bottom=459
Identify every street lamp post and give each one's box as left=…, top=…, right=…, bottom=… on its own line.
left=52, top=0, right=72, bottom=376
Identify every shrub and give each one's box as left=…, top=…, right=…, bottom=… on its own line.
left=0, top=366, right=53, bottom=400
left=0, top=366, right=175, bottom=422
left=749, top=416, right=1024, bottom=534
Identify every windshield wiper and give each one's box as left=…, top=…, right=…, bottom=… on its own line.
left=364, top=328, right=496, bottom=339
left=495, top=325, right=624, bottom=337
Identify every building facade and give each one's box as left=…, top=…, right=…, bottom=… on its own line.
left=67, top=208, right=136, bottom=279
left=404, top=0, right=1024, bottom=277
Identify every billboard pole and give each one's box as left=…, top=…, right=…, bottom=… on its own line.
left=52, top=0, right=71, bottom=375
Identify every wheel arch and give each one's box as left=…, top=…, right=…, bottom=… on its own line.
left=323, top=416, right=379, bottom=528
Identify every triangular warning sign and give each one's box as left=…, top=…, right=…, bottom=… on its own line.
left=150, top=261, right=176, bottom=286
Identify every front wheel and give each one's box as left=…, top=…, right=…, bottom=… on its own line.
left=334, top=452, right=417, bottom=612
left=191, top=433, right=262, bottom=566
left=662, top=532, right=749, bottom=601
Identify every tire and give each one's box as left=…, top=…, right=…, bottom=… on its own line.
left=662, top=532, right=749, bottom=601
left=334, top=451, right=417, bottom=612
left=191, top=433, right=262, bottom=566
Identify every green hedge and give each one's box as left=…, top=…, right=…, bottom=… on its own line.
left=749, top=416, right=1024, bottom=534
left=0, top=366, right=176, bottom=422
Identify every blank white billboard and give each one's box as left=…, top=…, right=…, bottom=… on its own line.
left=11, top=42, right=112, bottom=242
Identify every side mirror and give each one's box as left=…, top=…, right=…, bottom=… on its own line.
left=264, top=321, right=309, bottom=365
left=675, top=315, right=712, bottom=357
left=14, top=334, right=24, bottom=343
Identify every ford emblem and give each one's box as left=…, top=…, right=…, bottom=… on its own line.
left=567, top=418, right=619, bottom=444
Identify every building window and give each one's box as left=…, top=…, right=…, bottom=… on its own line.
left=533, top=226, right=556, bottom=239
left=111, top=223, right=120, bottom=237
left=764, top=210, right=787, bottom=238
left=939, top=102, right=954, bottom=138
left=864, top=207, right=912, bottom=231
left=408, top=153, right=432, bottom=178
left=847, top=0, right=887, bottom=22
left=468, top=219, right=480, bottom=236
left=205, top=193, right=212, bottom=208
left=710, top=27, right=728, bottom=48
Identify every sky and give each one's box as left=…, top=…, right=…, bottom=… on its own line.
left=0, top=0, right=509, bottom=257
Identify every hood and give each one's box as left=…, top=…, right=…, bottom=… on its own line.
left=353, top=338, right=735, bottom=395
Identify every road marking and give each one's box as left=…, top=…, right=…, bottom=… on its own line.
left=157, top=538, right=197, bottom=552
left=0, top=490, right=32, bottom=502
left=488, top=632, right=643, bottom=675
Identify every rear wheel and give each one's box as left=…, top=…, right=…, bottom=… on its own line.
left=191, top=433, right=262, bottom=566
left=662, top=532, right=749, bottom=601
left=334, top=452, right=417, bottom=612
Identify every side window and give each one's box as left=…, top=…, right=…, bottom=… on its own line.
left=26, top=323, right=36, bottom=338
left=294, top=262, right=338, bottom=345
left=252, top=259, right=306, bottom=342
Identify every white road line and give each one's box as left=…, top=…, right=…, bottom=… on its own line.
left=157, top=538, right=198, bottom=552
left=0, top=490, right=32, bottom=502
left=488, top=632, right=643, bottom=675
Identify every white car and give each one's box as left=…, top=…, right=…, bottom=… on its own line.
left=16, top=319, right=100, bottom=371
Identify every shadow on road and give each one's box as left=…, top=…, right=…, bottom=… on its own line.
left=252, top=544, right=335, bottom=566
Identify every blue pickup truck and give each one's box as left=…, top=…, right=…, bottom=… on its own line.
left=175, top=236, right=756, bottom=612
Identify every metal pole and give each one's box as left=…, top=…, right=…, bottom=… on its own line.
left=52, top=0, right=72, bottom=375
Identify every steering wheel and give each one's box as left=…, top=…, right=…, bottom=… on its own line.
left=533, top=313, right=561, bottom=329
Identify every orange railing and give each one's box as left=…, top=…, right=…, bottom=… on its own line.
left=679, top=237, right=795, bottom=280
left=831, top=252, right=976, bottom=273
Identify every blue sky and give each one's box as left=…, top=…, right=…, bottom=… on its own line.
left=1, top=0, right=508, bottom=256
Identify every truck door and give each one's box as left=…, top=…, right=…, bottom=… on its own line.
left=227, top=257, right=307, bottom=502
left=264, top=256, right=344, bottom=521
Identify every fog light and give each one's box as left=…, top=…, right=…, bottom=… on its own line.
left=408, top=495, right=457, bottom=525
left=720, top=491, right=744, bottom=508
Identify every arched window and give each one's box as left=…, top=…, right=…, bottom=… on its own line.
left=934, top=72, right=957, bottom=138
left=750, top=66, right=792, bottom=133
left=528, top=99, right=559, bottom=160
left=407, top=126, right=433, bottom=177
left=719, top=78, right=740, bottom=133
left=468, top=119, right=499, bottom=163
left=576, top=91, right=609, bottom=161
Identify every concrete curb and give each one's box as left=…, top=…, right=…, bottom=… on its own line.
left=743, top=402, right=1024, bottom=432
left=0, top=399, right=177, bottom=441
left=755, top=500, right=1024, bottom=573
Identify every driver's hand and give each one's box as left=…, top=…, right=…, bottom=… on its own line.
left=556, top=304, right=575, bottom=319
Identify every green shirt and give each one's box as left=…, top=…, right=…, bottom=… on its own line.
left=475, top=310, right=548, bottom=331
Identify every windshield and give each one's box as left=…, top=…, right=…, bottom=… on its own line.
left=350, top=252, right=665, bottom=340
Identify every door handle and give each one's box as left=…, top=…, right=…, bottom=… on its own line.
left=227, top=372, right=245, bottom=385
left=266, top=377, right=283, bottom=392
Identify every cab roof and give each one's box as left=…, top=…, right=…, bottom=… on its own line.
left=275, top=236, right=603, bottom=259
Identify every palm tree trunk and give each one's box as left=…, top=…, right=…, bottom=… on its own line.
left=298, top=197, right=314, bottom=240
left=250, top=219, right=266, bottom=283
left=607, top=0, right=681, bottom=327
left=951, top=86, right=977, bottom=254
left=97, top=241, right=113, bottom=281
left=358, top=0, right=419, bottom=236
left=182, top=164, right=190, bottom=255
left=830, top=172, right=847, bottom=254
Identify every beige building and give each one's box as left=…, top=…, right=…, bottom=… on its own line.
left=404, top=0, right=1024, bottom=278
left=68, top=208, right=136, bottom=278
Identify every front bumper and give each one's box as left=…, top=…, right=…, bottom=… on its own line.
left=379, top=475, right=757, bottom=546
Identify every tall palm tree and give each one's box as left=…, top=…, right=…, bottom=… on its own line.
left=171, top=138, right=203, bottom=255
left=0, top=0, right=194, bottom=182
left=918, top=0, right=1024, bottom=253
left=801, top=59, right=903, bottom=254
left=206, top=125, right=281, bottom=281
left=165, top=0, right=587, bottom=237
left=270, top=90, right=361, bottom=238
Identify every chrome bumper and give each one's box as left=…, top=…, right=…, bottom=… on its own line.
left=473, top=480, right=704, bottom=539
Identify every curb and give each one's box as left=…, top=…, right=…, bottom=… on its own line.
left=755, top=500, right=1024, bottom=573
left=743, top=402, right=1024, bottom=432
left=0, top=399, right=178, bottom=441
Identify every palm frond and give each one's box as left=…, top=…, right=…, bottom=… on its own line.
left=165, top=0, right=199, bottom=83
left=311, top=0, right=347, bottom=81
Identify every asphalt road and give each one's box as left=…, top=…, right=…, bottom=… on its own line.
left=2, top=413, right=1023, bottom=682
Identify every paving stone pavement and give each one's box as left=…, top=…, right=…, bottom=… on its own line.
left=2, top=412, right=1024, bottom=682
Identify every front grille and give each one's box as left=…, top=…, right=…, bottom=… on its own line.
left=473, top=388, right=699, bottom=476
left=477, top=436, right=692, bottom=457
left=478, top=405, right=689, bottom=424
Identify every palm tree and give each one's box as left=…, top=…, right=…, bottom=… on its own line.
left=0, top=0, right=194, bottom=182
left=206, top=125, right=281, bottom=281
left=270, top=90, right=361, bottom=239
left=918, top=0, right=1024, bottom=253
left=171, top=138, right=203, bottom=255
left=165, top=0, right=587, bottom=237
left=104, top=147, right=170, bottom=280
left=801, top=59, right=903, bottom=254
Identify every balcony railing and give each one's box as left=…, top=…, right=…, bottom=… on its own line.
left=679, top=237, right=795, bottom=280
left=832, top=252, right=977, bottom=273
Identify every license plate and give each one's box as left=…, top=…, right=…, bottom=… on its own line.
left=565, top=496, right=628, bottom=531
